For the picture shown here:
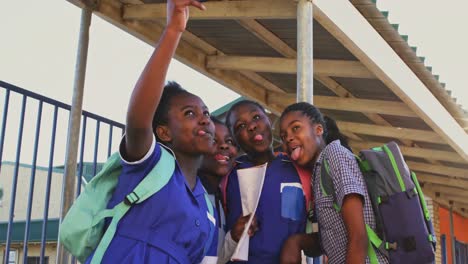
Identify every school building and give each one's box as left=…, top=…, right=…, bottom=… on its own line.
left=0, top=161, right=101, bottom=264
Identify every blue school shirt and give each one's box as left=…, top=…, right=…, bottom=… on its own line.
left=225, top=154, right=306, bottom=264
left=86, top=137, right=218, bottom=264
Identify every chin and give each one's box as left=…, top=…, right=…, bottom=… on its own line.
left=216, top=168, right=229, bottom=178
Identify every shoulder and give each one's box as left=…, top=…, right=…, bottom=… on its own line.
left=323, top=140, right=354, bottom=161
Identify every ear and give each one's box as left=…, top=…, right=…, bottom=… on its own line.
left=315, top=123, right=324, bottom=136
left=156, top=125, right=172, bottom=143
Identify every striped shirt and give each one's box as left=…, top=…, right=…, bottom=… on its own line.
left=313, top=140, right=389, bottom=264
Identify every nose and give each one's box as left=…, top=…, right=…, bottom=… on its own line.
left=219, top=142, right=229, bottom=150
left=199, top=114, right=210, bottom=126
left=247, top=121, right=257, bottom=132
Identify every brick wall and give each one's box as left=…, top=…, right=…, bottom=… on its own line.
left=426, top=197, right=442, bottom=264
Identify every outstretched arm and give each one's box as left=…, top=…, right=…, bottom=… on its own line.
left=124, top=0, right=205, bottom=161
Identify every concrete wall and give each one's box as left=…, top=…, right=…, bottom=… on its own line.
left=0, top=163, right=65, bottom=222
left=0, top=243, right=57, bottom=264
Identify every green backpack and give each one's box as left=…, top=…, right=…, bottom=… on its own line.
left=59, top=146, right=215, bottom=263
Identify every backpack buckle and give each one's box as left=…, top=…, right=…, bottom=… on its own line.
left=124, top=192, right=140, bottom=205
left=385, top=242, right=398, bottom=251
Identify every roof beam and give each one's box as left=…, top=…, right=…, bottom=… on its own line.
left=349, top=141, right=466, bottom=164
left=407, top=161, right=468, bottom=180
left=336, top=121, right=443, bottom=144
left=418, top=173, right=468, bottom=190
left=90, top=0, right=283, bottom=115
left=313, top=0, right=468, bottom=161
left=267, top=92, right=417, bottom=118
left=123, top=0, right=297, bottom=21
left=422, top=183, right=468, bottom=199
left=206, top=56, right=375, bottom=78
left=424, top=190, right=468, bottom=218
left=237, top=19, right=297, bottom=58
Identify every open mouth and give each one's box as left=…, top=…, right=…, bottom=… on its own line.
left=253, top=134, right=263, bottom=142
left=290, top=146, right=302, bottom=161
left=197, top=129, right=213, bottom=138
left=214, top=153, right=230, bottom=165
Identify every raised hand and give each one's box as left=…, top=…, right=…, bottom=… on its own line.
left=166, top=0, right=206, bottom=33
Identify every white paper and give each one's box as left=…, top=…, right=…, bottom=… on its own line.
left=231, top=163, right=267, bottom=261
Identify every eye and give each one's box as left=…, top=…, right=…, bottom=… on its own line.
left=203, top=110, right=210, bottom=117
left=280, top=134, right=286, bottom=141
left=226, top=138, right=234, bottom=145
left=253, top=114, right=260, bottom=121
left=292, top=125, right=300, bottom=132
left=184, top=110, right=195, bottom=117
left=236, top=123, right=246, bottom=131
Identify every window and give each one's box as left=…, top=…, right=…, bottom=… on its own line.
left=4, top=250, right=17, bottom=264
left=441, top=234, right=446, bottom=264
left=26, top=257, right=48, bottom=264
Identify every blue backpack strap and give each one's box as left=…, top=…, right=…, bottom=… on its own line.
left=204, top=192, right=216, bottom=256
left=91, top=147, right=175, bottom=263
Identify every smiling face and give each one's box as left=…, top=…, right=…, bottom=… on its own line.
left=201, top=123, right=238, bottom=178
left=279, top=110, right=324, bottom=167
left=228, top=103, right=273, bottom=156
left=158, top=93, right=215, bottom=155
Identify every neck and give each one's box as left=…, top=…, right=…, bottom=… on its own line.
left=247, top=148, right=275, bottom=166
left=198, top=170, right=221, bottom=194
left=310, top=140, right=326, bottom=168
left=174, top=150, right=203, bottom=190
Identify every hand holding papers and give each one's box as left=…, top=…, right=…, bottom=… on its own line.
left=231, top=163, right=267, bottom=261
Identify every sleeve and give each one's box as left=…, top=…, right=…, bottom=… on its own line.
left=225, top=170, right=243, bottom=233
left=119, top=134, right=157, bottom=165
left=200, top=226, right=219, bottom=264
left=216, top=231, right=237, bottom=264
left=326, top=144, right=366, bottom=208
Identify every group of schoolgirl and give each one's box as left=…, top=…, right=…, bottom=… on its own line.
left=65, top=1, right=397, bottom=263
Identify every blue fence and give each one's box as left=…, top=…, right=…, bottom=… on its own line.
left=0, top=80, right=124, bottom=264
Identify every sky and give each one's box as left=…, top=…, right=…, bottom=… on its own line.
left=0, top=0, right=467, bottom=166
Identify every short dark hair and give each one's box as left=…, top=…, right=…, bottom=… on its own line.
left=324, top=116, right=352, bottom=151
left=280, top=102, right=327, bottom=140
left=152, top=81, right=193, bottom=142
left=225, top=100, right=267, bottom=134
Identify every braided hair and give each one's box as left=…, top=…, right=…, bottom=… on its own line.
left=280, top=102, right=327, bottom=140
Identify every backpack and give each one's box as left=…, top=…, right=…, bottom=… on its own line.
left=59, top=145, right=216, bottom=263
left=320, top=141, right=436, bottom=264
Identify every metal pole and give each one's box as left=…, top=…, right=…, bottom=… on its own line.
left=297, top=0, right=314, bottom=103
left=56, top=7, right=92, bottom=264
left=297, top=2, right=315, bottom=263
left=449, top=206, right=456, bottom=264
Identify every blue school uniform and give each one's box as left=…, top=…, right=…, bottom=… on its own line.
left=86, top=137, right=218, bottom=264
left=225, top=154, right=306, bottom=264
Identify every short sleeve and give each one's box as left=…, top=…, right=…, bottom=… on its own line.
left=119, top=134, right=157, bottom=165
left=325, top=142, right=366, bottom=208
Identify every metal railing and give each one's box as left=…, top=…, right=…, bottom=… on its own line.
left=0, top=80, right=124, bottom=264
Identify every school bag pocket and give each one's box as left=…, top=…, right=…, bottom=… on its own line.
left=379, top=190, right=435, bottom=264
left=280, top=183, right=305, bottom=221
